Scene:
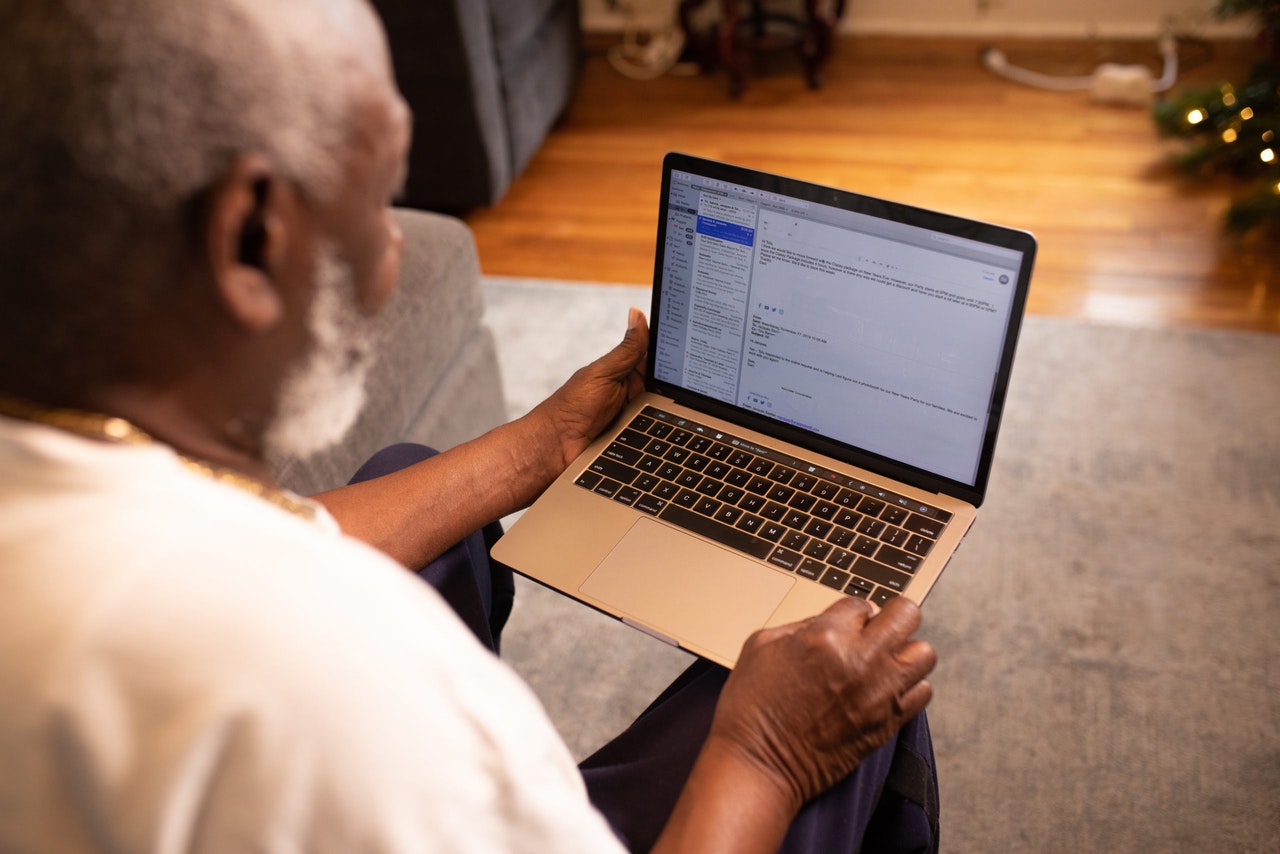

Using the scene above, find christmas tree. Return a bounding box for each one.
[1154,0,1280,232]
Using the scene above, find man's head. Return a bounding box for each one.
[0,0,411,462]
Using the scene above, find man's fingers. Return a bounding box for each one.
[896,638,938,680]
[894,679,934,720]
[860,596,923,647]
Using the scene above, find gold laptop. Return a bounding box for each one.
[493,153,1036,668]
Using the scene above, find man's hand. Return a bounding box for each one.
[653,597,936,854]
[313,309,647,568]
[712,597,936,810]
[528,307,649,469]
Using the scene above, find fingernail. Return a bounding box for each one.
[627,307,642,331]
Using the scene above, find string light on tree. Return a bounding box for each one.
[1152,0,1280,232]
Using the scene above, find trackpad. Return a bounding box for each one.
[580,518,794,665]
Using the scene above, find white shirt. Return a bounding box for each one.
[0,417,626,853]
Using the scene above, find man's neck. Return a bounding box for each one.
[1,382,280,488]
[93,385,279,485]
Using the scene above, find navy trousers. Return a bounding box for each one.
[350,444,939,853]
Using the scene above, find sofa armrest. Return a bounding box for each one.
[271,208,507,495]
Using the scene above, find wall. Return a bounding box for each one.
[581,0,1255,39]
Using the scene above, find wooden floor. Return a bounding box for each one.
[466,36,1280,333]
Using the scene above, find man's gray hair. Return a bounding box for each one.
[0,0,376,391]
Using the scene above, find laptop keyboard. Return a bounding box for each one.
[573,406,953,607]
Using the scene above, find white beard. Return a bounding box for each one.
[262,244,376,468]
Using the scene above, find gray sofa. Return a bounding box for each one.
[271,208,508,496]
[372,0,582,213]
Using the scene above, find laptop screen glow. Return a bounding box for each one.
[652,168,1027,487]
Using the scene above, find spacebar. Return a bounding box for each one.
[658,504,774,560]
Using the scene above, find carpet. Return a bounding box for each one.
[481,275,1280,853]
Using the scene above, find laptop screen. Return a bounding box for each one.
[649,153,1035,497]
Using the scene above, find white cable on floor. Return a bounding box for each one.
[980,31,1180,105]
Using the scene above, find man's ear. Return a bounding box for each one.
[204,154,292,333]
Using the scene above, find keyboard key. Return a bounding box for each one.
[647,422,672,439]
[668,428,693,446]
[694,497,721,517]
[788,493,816,512]
[719,486,745,505]
[882,506,910,526]
[874,545,922,574]
[905,535,934,557]
[768,465,796,484]
[615,487,642,506]
[665,447,690,465]
[798,559,826,580]
[696,479,724,498]
[634,473,660,492]
[851,536,879,556]
[657,462,682,481]
[871,588,899,606]
[804,518,833,538]
[852,557,911,592]
[675,489,699,508]
[834,509,861,528]
[629,414,654,432]
[880,526,910,547]
[687,435,713,453]
[635,494,667,515]
[593,478,622,499]
[644,439,672,457]
[705,461,732,480]
[575,471,602,490]
[708,442,734,461]
[812,501,838,521]
[686,454,711,472]
[811,480,840,500]
[735,513,764,534]
[782,510,810,530]
[857,518,886,538]
[761,502,787,521]
[781,531,808,551]
[616,428,649,447]
[791,473,819,492]
[715,505,743,525]
[834,489,860,508]
[902,513,945,539]
[767,484,796,504]
[589,456,640,484]
[845,576,874,598]
[768,547,802,571]
[819,567,851,590]
[728,450,754,468]
[803,540,832,561]
[759,522,786,542]
[857,497,886,516]
[827,548,853,570]
[603,442,642,466]
[676,470,702,488]
[828,526,855,548]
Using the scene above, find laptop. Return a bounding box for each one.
[492,152,1036,668]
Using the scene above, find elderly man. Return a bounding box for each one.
[0,0,939,851]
